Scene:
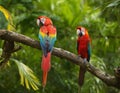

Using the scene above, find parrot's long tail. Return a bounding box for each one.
[78,66,86,87]
[41,52,51,88]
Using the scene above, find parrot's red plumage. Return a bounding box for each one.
[41,52,51,87]
[37,16,57,88]
[76,26,91,88]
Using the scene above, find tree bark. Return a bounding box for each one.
[0,30,120,89]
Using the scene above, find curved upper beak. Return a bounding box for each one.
[37,18,40,26]
[78,32,82,36]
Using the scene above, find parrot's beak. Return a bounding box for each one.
[37,19,40,26]
[79,31,85,37]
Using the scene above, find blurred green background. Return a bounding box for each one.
[0,0,120,93]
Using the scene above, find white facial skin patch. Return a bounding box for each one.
[77,29,85,36]
[81,31,85,35]
[81,28,85,35]
[40,18,46,24]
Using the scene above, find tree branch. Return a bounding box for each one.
[0,30,120,89]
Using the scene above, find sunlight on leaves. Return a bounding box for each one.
[106,0,120,7]
[0,5,15,31]
[0,6,10,20]
[11,58,40,90]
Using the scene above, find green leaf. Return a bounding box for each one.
[0,5,15,31]
[106,0,120,7]
[11,58,40,90]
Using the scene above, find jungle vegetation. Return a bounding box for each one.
[0,0,120,93]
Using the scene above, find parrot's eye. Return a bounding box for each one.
[77,29,80,35]
[40,18,46,24]
[81,27,85,35]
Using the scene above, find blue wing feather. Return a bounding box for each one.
[87,42,91,62]
[49,36,56,51]
[39,33,56,56]
[38,34,48,56]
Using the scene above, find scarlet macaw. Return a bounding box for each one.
[76,26,91,87]
[37,16,57,87]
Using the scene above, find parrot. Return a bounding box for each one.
[37,16,57,88]
[76,26,91,89]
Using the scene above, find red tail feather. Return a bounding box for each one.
[42,71,48,88]
[78,66,86,87]
[41,52,51,87]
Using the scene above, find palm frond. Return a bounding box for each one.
[11,58,40,90]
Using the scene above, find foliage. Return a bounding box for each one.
[11,58,40,90]
[0,0,120,93]
[0,5,15,31]
[0,5,41,91]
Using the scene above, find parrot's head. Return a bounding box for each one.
[37,16,53,26]
[76,26,87,37]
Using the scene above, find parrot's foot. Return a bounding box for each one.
[83,58,87,63]
[78,55,81,57]
[77,55,81,59]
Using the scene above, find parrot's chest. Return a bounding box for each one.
[79,39,88,49]
[78,38,89,57]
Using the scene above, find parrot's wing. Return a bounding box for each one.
[49,33,57,51]
[39,26,57,56]
[39,27,48,56]
[87,42,91,62]
[48,25,57,52]
[77,39,80,52]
